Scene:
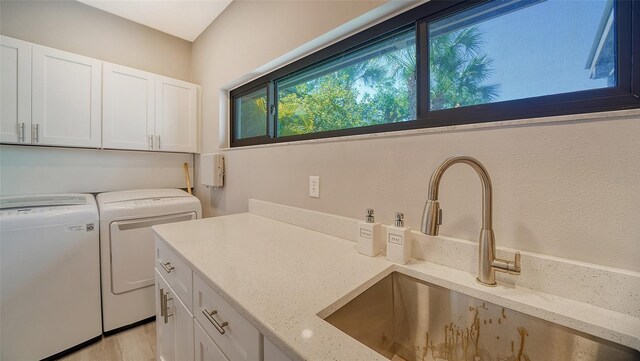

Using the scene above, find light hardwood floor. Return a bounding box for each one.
[57,322,156,361]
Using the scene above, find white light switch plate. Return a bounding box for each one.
[309,176,320,198]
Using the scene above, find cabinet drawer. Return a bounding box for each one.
[195,321,229,361]
[193,273,261,361]
[156,238,192,312]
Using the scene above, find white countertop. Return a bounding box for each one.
[152,213,640,360]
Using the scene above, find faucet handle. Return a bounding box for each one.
[514,251,521,271]
[492,251,521,275]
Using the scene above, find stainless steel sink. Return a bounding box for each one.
[324,272,639,361]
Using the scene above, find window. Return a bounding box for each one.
[230,0,639,147]
[276,28,415,137]
[428,0,616,110]
[233,86,267,140]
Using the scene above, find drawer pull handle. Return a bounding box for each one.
[202,308,229,334]
[160,261,175,273]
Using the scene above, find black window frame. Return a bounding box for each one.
[230,0,640,147]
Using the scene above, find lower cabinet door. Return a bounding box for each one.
[264,337,293,361]
[195,321,229,361]
[156,270,194,361]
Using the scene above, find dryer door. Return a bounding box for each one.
[110,212,196,294]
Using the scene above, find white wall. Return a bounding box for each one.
[191,1,640,272]
[0,0,195,196]
[0,145,193,195]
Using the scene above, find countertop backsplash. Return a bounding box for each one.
[249,199,640,318]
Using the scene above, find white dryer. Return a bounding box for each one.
[97,189,201,333]
[0,194,102,361]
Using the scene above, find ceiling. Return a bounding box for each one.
[78,0,233,42]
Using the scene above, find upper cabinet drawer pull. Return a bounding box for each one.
[202,308,229,335]
[161,260,175,273]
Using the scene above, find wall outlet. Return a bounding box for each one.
[309,176,320,198]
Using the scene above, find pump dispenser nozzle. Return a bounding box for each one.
[366,209,375,223]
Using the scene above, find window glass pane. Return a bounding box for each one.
[277,28,416,137]
[234,87,267,139]
[428,0,616,111]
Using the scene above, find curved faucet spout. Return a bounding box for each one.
[420,156,520,286]
[427,156,493,230]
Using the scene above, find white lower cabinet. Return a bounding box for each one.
[195,321,230,361]
[155,269,194,361]
[193,273,261,361]
[156,238,283,361]
[263,338,293,361]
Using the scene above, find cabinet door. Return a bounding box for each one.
[174,287,195,361]
[155,76,197,153]
[0,36,31,144]
[103,63,154,150]
[156,272,176,361]
[194,322,229,361]
[156,270,194,361]
[32,45,101,147]
[264,337,293,361]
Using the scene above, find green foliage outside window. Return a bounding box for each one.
[429,27,499,110]
[277,30,417,137]
[240,27,498,138]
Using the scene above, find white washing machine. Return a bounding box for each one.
[0,194,102,361]
[97,189,201,333]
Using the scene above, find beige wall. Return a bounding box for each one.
[0,0,191,80]
[192,1,640,272]
[191,0,387,154]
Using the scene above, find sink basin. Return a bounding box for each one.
[324,272,639,361]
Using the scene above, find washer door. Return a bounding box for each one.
[109,212,196,294]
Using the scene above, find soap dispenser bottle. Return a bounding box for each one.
[386,212,411,264]
[357,209,383,256]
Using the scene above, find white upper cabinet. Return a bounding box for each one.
[103,63,155,150]
[103,66,199,153]
[1,36,31,144]
[1,37,199,152]
[32,45,102,148]
[155,76,198,153]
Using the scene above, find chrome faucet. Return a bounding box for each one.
[421,156,521,286]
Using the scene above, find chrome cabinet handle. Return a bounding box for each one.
[159,287,166,317]
[32,124,39,143]
[162,289,173,324]
[18,123,25,142]
[160,260,174,273]
[149,135,154,149]
[156,135,161,150]
[202,308,228,334]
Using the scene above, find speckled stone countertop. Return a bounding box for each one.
[152,213,640,360]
